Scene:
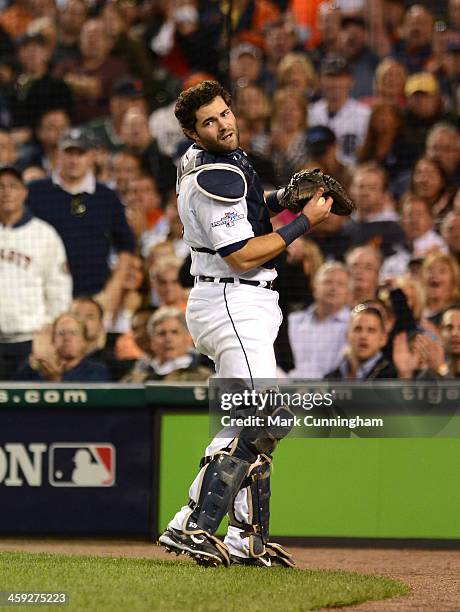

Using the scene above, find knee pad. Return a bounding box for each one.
[184,453,250,535]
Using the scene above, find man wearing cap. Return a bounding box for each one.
[402,72,452,169]
[25,128,135,297]
[85,76,149,153]
[229,43,263,90]
[0,165,72,379]
[308,55,371,166]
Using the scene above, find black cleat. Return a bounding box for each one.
[158,527,230,567]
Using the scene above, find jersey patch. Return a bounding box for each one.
[210,210,245,228]
[195,165,247,202]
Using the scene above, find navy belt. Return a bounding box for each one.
[196,275,274,290]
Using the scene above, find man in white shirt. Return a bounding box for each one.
[0,165,71,379]
[308,55,371,166]
[288,262,351,379]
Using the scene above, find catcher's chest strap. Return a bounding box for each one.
[191,246,216,255]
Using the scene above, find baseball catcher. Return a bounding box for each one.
[278,168,355,216]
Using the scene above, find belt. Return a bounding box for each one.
[195,275,274,290]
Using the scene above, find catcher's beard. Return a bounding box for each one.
[194,125,240,155]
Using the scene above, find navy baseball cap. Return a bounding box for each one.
[306,126,336,157]
[111,76,145,98]
[59,128,91,151]
[0,164,23,182]
[320,55,351,76]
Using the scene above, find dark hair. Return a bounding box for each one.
[72,297,104,321]
[174,81,232,133]
[133,305,157,319]
[351,303,386,329]
[411,155,447,192]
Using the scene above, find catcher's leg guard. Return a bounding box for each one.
[183,453,250,536]
[227,457,295,568]
[228,457,271,558]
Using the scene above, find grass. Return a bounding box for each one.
[0,551,409,612]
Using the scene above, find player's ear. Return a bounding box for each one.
[183,128,198,141]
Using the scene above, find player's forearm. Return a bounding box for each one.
[224,213,312,272]
[224,232,287,272]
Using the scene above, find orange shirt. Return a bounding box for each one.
[289,0,323,49]
[0,5,33,38]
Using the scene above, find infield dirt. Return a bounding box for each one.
[0,538,458,611]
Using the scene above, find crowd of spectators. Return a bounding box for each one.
[0,0,459,382]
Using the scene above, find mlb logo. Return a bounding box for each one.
[49,443,116,487]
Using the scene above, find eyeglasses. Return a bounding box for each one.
[54,330,82,337]
[0,183,23,191]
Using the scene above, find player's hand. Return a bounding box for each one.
[302,189,333,228]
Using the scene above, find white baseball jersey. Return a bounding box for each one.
[0,211,72,342]
[308,98,371,166]
[177,145,277,282]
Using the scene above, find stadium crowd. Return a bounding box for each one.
[0,0,459,382]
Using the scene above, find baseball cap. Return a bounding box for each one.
[306,126,336,157]
[320,55,351,77]
[0,164,24,182]
[405,73,439,96]
[230,42,262,62]
[59,128,91,152]
[111,76,145,98]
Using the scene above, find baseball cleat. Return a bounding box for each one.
[158,527,230,567]
[231,543,296,568]
[230,553,294,568]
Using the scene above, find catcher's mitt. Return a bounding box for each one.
[280,168,355,216]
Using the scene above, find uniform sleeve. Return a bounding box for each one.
[191,183,254,251]
[42,226,73,320]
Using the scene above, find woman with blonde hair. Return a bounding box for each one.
[372,58,407,106]
[421,252,460,324]
[276,52,317,100]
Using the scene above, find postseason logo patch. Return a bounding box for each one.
[211,211,244,228]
